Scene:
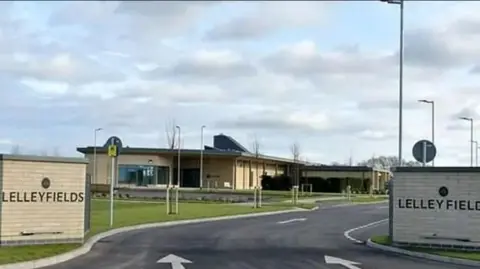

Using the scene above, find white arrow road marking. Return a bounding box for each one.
[343,218,388,243]
[325,255,362,269]
[277,218,307,224]
[157,254,192,269]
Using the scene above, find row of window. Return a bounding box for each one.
[118,165,169,186]
[116,165,204,188]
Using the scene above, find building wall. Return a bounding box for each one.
[392,169,480,248]
[0,155,87,246]
[203,158,235,189]
[303,170,370,179]
[86,152,291,190]
[303,170,390,193]
[264,163,277,176]
[235,160,247,190]
[233,159,288,190]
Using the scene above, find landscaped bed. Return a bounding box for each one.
[371,235,480,261]
[0,200,300,265]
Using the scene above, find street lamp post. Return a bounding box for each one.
[176,126,181,188]
[381,0,404,166]
[200,125,206,189]
[418,100,435,166]
[459,117,474,167]
[478,144,480,167]
[93,128,103,184]
[473,141,479,167]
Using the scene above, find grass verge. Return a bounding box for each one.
[0,200,296,265]
[371,235,480,261]
[350,196,388,203]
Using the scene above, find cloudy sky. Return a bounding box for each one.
[1,1,480,165]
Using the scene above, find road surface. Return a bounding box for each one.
[45,203,475,269]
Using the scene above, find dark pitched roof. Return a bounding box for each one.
[213,134,250,153]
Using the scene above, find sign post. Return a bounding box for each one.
[412,139,436,165]
[291,185,299,205]
[166,186,171,214]
[346,185,351,201]
[105,136,122,227]
[166,186,179,215]
[422,141,427,166]
[175,185,179,214]
[252,186,262,208]
[258,186,262,208]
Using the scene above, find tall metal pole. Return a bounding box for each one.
[418,100,434,166]
[398,0,404,166]
[471,120,474,167]
[93,128,102,184]
[459,117,474,166]
[477,144,480,167]
[382,0,404,166]
[200,125,206,189]
[176,126,181,187]
[109,139,115,227]
[474,141,478,167]
[431,101,435,166]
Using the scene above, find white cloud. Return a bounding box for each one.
[2,1,480,167]
[205,2,329,40]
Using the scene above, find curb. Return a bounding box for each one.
[366,239,480,267]
[329,200,388,208]
[0,208,304,269]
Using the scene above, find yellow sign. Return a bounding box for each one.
[108,145,117,157]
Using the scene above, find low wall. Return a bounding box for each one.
[391,166,480,250]
[92,184,275,203]
[0,154,88,246]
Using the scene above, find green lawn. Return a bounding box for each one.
[371,235,480,261]
[0,200,297,265]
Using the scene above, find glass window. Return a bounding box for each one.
[118,165,170,186]
[157,167,169,185]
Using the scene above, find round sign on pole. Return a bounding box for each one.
[104,136,123,155]
[412,139,436,163]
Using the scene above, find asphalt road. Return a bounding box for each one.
[45,203,476,269]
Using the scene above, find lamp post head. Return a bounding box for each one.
[201,125,206,129]
[459,116,473,121]
[176,125,180,129]
[95,127,103,132]
[418,99,433,104]
[380,0,402,4]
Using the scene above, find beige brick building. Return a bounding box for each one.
[78,133,389,193]
[79,146,291,190]
[0,154,88,246]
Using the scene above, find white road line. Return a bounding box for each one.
[343,218,388,243]
[376,206,388,209]
[277,218,307,224]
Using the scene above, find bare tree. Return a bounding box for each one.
[10,145,21,155]
[165,119,177,149]
[52,147,60,156]
[290,142,301,186]
[251,136,261,187]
